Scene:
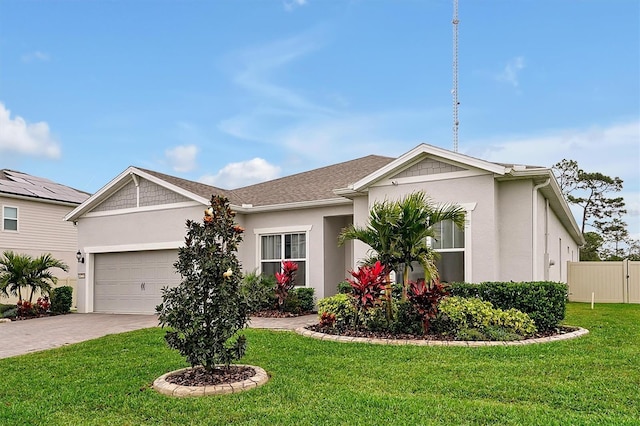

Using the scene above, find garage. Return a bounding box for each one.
[94,250,181,314]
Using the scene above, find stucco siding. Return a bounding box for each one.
[497,180,534,281]
[351,195,371,271]
[240,204,353,300]
[546,199,579,282]
[367,173,498,283]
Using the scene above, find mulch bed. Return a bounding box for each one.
[306,324,579,341]
[166,366,256,387]
[251,309,315,318]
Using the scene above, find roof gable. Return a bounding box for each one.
[347,144,508,192]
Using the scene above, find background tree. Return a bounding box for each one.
[597,218,629,260]
[579,232,603,261]
[157,195,248,371]
[552,159,626,235]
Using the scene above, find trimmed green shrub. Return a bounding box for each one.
[50,286,73,314]
[447,281,567,331]
[437,296,537,339]
[0,303,14,314]
[291,287,315,312]
[317,294,356,329]
[392,300,423,335]
[240,271,276,313]
[2,307,16,318]
[337,281,352,294]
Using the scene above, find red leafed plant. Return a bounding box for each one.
[408,278,449,334]
[36,296,51,314]
[347,261,388,315]
[275,260,298,310]
[319,311,337,328]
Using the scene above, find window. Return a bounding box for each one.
[397,219,466,284]
[432,219,465,283]
[3,206,18,231]
[260,232,307,286]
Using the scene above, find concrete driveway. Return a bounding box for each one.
[0,313,317,359]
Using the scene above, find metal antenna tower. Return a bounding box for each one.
[452,0,460,152]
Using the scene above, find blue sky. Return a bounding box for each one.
[1,0,638,238]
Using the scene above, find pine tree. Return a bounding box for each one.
[157,195,248,371]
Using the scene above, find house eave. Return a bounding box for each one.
[235,197,352,214]
[0,192,81,208]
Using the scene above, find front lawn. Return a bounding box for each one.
[1,303,638,425]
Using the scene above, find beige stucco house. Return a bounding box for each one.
[65,144,584,314]
[1,169,90,305]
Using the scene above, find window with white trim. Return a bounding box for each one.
[260,232,307,286]
[397,219,465,284]
[431,219,465,283]
[2,206,18,231]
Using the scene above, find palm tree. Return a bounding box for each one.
[339,191,465,300]
[0,251,68,303]
[0,251,32,301]
[392,192,465,298]
[26,254,69,303]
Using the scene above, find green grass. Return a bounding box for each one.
[1,303,638,425]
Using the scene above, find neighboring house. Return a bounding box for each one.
[65,144,584,314]
[1,169,91,306]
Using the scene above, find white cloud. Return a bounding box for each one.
[496,56,525,87]
[283,0,307,12]
[200,158,281,188]
[165,144,198,172]
[21,51,50,63]
[471,120,640,181]
[469,119,640,237]
[0,103,61,158]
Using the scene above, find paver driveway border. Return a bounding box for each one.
[0,313,318,359]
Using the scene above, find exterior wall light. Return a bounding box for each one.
[76,250,85,264]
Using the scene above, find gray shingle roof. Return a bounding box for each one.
[0,169,90,204]
[139,154,394,207]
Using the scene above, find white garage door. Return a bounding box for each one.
[94,250,181,314]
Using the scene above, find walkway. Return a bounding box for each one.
[0,313,317,359]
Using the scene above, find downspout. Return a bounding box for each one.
[532,179,550,281]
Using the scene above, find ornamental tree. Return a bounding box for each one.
[157,195,248,371]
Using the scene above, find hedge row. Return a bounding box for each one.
[446,281,568,332]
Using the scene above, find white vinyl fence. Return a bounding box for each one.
[567,260,640,304]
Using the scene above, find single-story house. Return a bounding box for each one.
[1,169,91,306]
[65,143,584,314]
